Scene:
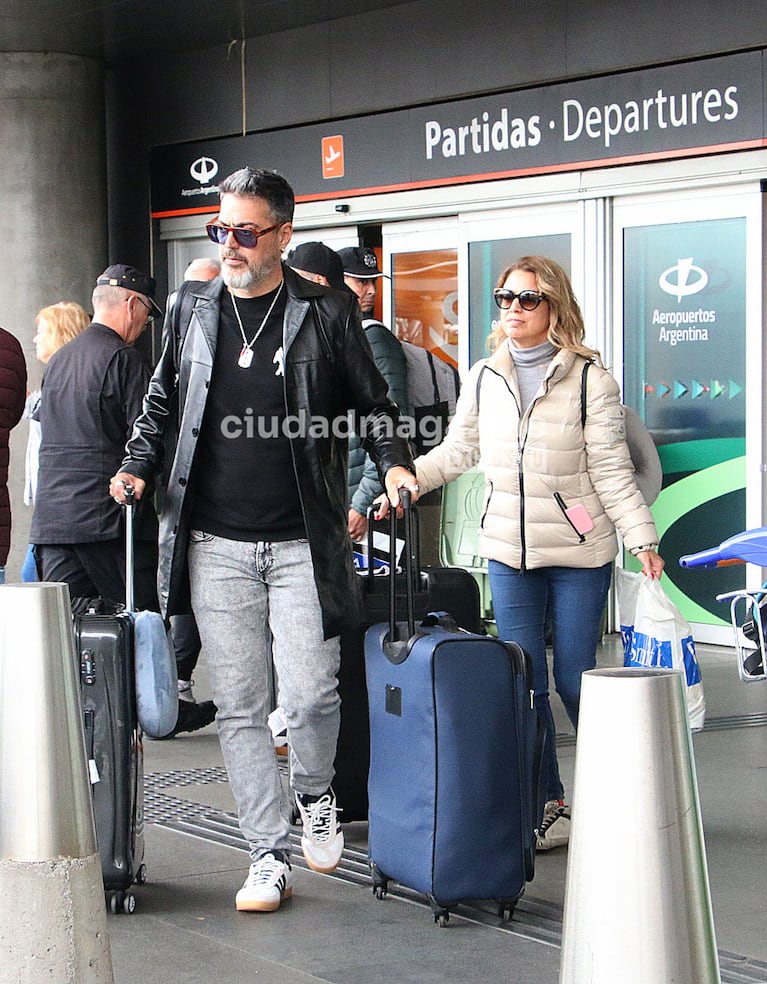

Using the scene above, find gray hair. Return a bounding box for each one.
[218,167,294,225]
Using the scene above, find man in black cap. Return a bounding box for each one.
[33,265,216,738]
[286,241,346,290]
[336,246,409,541]
[337,246,386,317]
[31,264,162,607]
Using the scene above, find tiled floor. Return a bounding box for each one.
[104,634,767,984]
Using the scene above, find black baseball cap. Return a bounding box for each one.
[337,246,389,279]
[96,264,163,315]
[286,242,345,290]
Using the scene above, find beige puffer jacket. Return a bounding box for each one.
[415,344,658,571]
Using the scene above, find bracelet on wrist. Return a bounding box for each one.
[630,543,658,556]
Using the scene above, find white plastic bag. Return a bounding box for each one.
[616,568,706,731]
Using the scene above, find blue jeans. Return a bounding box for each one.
[187,533,341,860]
[21,544,38,582]
[488,560,612,802]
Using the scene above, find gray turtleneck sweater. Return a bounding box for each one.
[508,339,557,415]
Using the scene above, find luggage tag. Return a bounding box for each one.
[83,708,100,783]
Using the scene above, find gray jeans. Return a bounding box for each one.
[188,533,341,859]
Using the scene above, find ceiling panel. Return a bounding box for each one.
[0,0,412,64]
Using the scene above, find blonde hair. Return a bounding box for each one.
[487,256,602,364]
[35,301,90,351]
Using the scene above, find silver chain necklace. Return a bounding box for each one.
[230,281,284,369]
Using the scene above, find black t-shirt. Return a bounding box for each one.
[189,284,305,541]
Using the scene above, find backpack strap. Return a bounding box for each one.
[425,350,440,404]
[580,360,591,428]
[450,362,461,401]
[475,364,487,410]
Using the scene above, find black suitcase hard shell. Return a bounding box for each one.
[73,488,150,914]
[76,610,145,913]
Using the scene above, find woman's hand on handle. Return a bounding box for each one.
[375,467,420,520]
[383,467,420,515]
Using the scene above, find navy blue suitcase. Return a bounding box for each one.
[334,512,483,822]
[365,493,542,925]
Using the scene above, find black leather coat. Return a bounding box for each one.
[121,265,413,637]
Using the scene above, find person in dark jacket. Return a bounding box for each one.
[286,242,410,541]
[0,326,27,583]
[285,240,346,291]
[110,167,418,914]
[31,265,161,606]
[31,270,215,738]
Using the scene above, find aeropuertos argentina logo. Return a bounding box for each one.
[182,157,221,198]
[659,258,709,302]
[654,257,715,346]
[190,156,219,184]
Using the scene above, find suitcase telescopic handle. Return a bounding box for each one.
[365,503,421,586]
[388,489,416,646]
[123,483,136,612]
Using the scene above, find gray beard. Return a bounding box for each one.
[221,266,256,290]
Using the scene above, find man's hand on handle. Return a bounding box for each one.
[110,472,145,504]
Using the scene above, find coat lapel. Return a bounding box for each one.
[283,294,310,356]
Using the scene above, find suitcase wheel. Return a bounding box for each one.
[135,863,148,885]
[428,899,450,928]
[106,889,137,915]
[370,862,388,900]
[498,901,516,923]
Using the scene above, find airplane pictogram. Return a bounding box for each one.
[322,136,344,179]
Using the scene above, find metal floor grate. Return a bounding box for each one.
[144,767,767,983]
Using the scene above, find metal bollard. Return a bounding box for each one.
[559,667,720,984]
[0,582,114,984]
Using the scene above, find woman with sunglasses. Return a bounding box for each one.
[395,255,664,851]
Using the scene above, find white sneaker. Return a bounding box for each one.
[536,799,571,851]
[235,852,293,912]
[295,789,344,873]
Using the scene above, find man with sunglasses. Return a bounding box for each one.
[32,264,161,607]
[110,167,418,914]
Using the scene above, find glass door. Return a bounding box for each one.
[613,186,763,645]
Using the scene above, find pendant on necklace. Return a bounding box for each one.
[238,346,254,369]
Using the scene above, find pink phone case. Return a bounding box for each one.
[565,503,594,535]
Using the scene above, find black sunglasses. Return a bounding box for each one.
[205,221,281,248]
[493,288,547,311]
[134,295,154,323]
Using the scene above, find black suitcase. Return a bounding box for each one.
[76,609,145,913]
[334,513,483,822]
[73,489,148,914]
[365,492,542,925]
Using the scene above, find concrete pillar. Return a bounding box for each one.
[0,52,108,580]
[0,582,114,984]
[559,667,720,984]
